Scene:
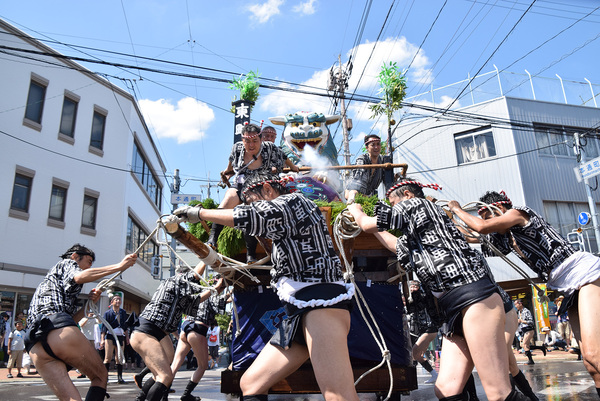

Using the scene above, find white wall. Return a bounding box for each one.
[0,21,165,301]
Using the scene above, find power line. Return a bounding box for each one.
[3,40,597,150]
[405,0,448,74]
[441,0,537,113]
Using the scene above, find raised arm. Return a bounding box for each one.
[372,231,399,253]
[346,203,378,233]
[73,254,137,284]
[447,201,527,235]
[285,158,300,173]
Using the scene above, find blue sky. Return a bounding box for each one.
[2,0,599,207]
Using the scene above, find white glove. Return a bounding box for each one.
[173,205,202,224]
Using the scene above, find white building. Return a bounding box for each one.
[392,94,600,294]
[0,19,166,320]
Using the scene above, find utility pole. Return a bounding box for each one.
[574,133,600,252]
[207,171,211,199]
[328,56,353,186]
[169,168,181,277]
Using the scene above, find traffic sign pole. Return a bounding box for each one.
[575,133,600,254]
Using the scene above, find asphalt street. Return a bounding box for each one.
[0,353,597,400]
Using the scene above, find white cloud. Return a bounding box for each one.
[406,95,460,113]
[248,0,284,24]
[292,0,316,15]
[352,132,366,142]
[260,36,433,123]
[138,97,215,144]
[260,69,332,117]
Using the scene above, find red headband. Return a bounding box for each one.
[477,191,512,214]
[242,176,295,198]
[242,128,261,139]
[364,137,381,146]
[386,180,442,198]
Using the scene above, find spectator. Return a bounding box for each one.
[0,312,10,367]
[260,125,277,143]
[7,321,26,378]
[207,320,221,369]
[101,294,129,384]
[77,311,100,378]
[541,327,568,351]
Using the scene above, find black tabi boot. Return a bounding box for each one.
[207,223,224,250]
[530,344,546,356]
[525,350,535,365]
[440,394,467,401]
[142,378,155,399]
[146,382,168,401]
[180,380,200,401]
[512,370,539,401]
[504,388,532,401]
[462,374,480,400]
[117,364,126,384]
[85,386,108,401]
[135,366,151,389]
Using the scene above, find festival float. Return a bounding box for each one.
[165,68,417,400]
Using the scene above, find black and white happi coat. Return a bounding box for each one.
[346,153,384,196]
[517,306,535,333]
[406,285,441,336]
[228,141,288,179]
[139,271,204,333]
[376,198,490,293]
[27,259,83,328]
[481,205,576,281]
[194,291,226,324]
[233,192,344,285]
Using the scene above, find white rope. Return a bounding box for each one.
[274,279,355,308]
[439,200,550,303]
[333,210,395,401]
[84,223,163,365]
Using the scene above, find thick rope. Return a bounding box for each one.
[164,215,276,337]
[85,224,163,364]
[333,210,394,401]
[440,200,550,303]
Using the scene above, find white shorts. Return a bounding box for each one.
[548,251,600,294]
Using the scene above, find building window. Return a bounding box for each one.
[454,127,496,164]
[535,123,600,159]
[132,141,162,209]
[11,174,33,212]
[81,189,99,235]
[9,166,35,221]
[126,215,159,265]
[543,201,598,253]
[48,178,69,228]
[23,74,49,130]
[90,107,107,152]
[59,92,79,141]
[534,124,571,156]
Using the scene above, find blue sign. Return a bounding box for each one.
[578,212,590,226]
[575,156,600,182]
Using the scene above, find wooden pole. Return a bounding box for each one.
[164,224,224,267]
[283,163,407,176]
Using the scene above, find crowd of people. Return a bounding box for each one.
[10,124,600,401]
